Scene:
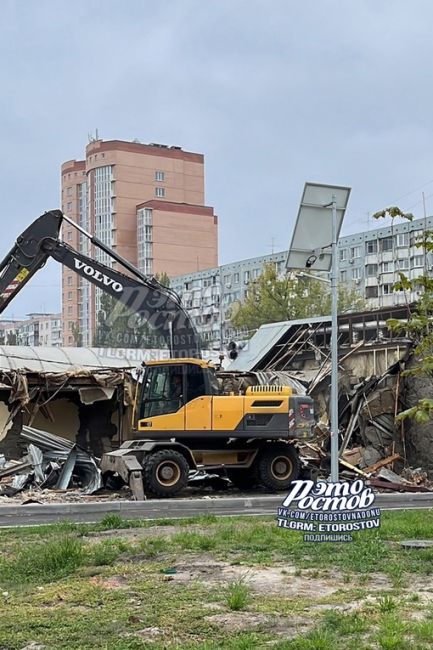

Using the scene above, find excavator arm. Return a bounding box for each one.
[0,210,201,358]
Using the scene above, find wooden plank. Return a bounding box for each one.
[339,459,369,477]
[363,453,401,475]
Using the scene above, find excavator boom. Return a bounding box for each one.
[0,211,201,358]
[0,212,63,313]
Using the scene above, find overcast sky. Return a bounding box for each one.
[1,0,433,319]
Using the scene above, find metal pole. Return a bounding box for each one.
[330,195,339,481]
[217,272,224,351]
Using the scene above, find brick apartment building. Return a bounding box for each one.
[61,138,218,346]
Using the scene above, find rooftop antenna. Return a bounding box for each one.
[268,236,279,254]
[87,128,100,144]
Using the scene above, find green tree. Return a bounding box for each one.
[6,331,17,345]
[93,272,171,348]
[155,271,170,288]
[373,206,433,423]
[231,263,366,334]
[71,322,82,347]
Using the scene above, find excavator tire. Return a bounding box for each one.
[257,443,300,491]
[143,449,189,497]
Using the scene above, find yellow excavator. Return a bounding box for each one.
[0,211,316,498]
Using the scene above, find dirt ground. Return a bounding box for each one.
[83,523,433,639]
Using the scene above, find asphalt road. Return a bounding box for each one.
[0,492,432,527]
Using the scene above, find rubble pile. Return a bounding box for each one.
[298,354,433,492]
[0,426,102,499]
[0,347,432,502]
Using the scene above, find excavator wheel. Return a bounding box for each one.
[226,468,258,490]
[143,449,190,497]
[257,443,300,491]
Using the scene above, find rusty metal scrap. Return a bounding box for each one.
[369,477,433,493]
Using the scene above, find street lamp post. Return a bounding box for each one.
[286,183,351,483]
[329,196,339,482]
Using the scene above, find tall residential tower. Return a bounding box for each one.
[61,139,218,346]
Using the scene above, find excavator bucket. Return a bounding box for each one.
[0,210,63,314]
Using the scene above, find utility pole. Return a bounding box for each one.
[330,195,339,482]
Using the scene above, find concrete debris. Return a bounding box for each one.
[291,350,433,492]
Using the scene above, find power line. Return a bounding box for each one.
[392,178,433,204]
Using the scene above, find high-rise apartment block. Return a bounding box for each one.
[61,139,218,346]
[172,215,433,347]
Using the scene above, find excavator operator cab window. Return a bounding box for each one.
[140,363,212,419]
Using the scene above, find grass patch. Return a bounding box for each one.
[378,594,398,613]
[0,511,432,648]
[225,576,251,611]
[0,535,84,585]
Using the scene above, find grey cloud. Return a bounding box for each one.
[1,0,433,317]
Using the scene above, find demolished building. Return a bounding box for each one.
[230,304,433,482]
[0,346,232,461]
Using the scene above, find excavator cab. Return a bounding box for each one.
[137,359,218,427]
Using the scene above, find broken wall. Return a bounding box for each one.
[401,356,433,477]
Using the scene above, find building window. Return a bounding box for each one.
[366,264,378,277]
[67,231,72,241]
[365,240,377,255]
[396,259,409,271]
[233,273,240,284]
[350,246,361,259]
[339,249,347,262]
[412,255,424,267]
[67,187,72,196]
[410,230,424,246]
[68,291,72,300]
[155,187,165,198]
[352,267,361,280]
[137,208,153,276]
[68,307,72,316]
[382,284,393,295]
[244,270,250,283]
[252,268,261,279]
[94,165,114,272]
[155,171,165,181]
[382,261,394,273]
[66,202,72,213]
[396,233,409,247]
[380,237,393,252]
[365,286,378,298]
[340,270,347,282]
[223,274,231,286]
